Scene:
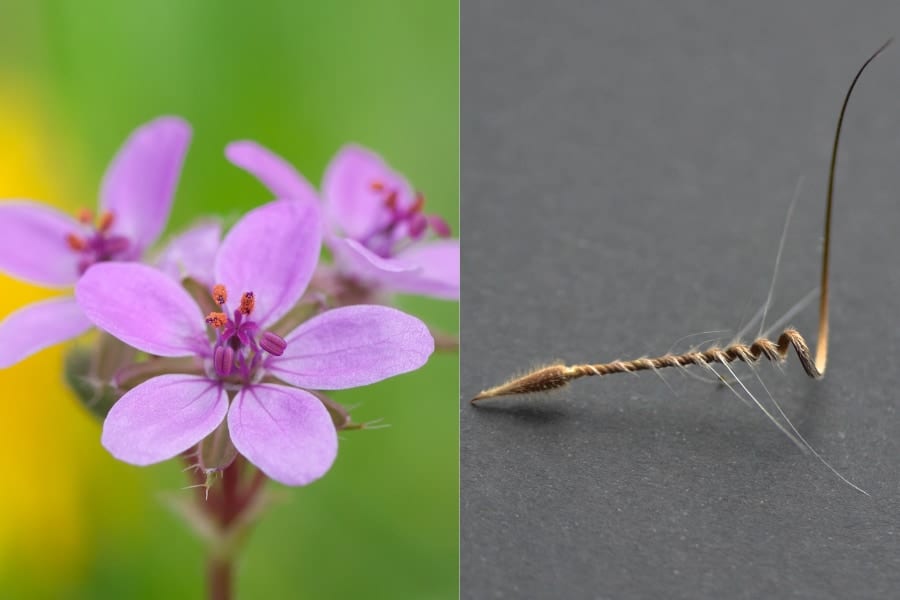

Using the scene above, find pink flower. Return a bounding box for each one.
[0,117,191,367]
[75,200,434,485]
[226,141,459,300]
[155,219,222,287]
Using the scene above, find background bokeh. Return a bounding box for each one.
[0,2,458,598]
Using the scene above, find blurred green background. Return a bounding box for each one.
[0,1,458,598]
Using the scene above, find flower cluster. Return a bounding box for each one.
[0,116,457,487]
[228,141,460,304]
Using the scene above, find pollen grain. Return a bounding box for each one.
[239,291,255,315]
[212,284,228,305]
[205,312,228,329]
[97,211,115,232]
[65,233,86,251]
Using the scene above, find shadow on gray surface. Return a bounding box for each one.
[470,400,569,424]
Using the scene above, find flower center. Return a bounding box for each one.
[204,284,287,382]
[358,182,451,258]
[65,208,131,273]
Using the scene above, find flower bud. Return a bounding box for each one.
[63,346,122,420]
[198,419,238,475]
[312,391,352,430]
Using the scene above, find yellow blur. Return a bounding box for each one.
[0,82,139,583]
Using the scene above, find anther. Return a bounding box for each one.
[427,215,452,237]
[384,190,398,210]
[239,291,255,315]
[97,211,115,232]
[212,284,228,305]
[371,180,385,192]
[214,346,234,377]
[408,213,428,238]
[410,191,425,214]
[76,208,93,224]
[260,331,287,356]
[66,233,87,251]
[205,312,228,329]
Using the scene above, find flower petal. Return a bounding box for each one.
[155,219,221,287]
[268,305,434,389]
[99,116,192,253]
[328,235,421,284]
[76,262,208,357]
[101,375,227,465]
[0,201,82,286]
[0,296,92,368]
[322,144,414,240]
[214,200,322,328]
[383,239,460,300]
[225,141,320,207]
[228,383,337,486]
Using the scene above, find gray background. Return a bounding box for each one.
[461,2,900,598]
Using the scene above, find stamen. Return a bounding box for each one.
[260,331,287,356]
[371,180,385,192]
[97,211,115,232]
[76,257,93,275]
[76,208,93,224]
[410,191,425,214]
[103,236,130,255]
[239,291,255,315]
[214,346,234,377]
[427,215,452,237]
[66,233,87,251]
[212,284,228,306]
[205,312,228,329]
[384,190,398,210]
[408,214,428,238]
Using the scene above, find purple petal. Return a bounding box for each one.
[225,141,320,207]
[156,220,222,287]
[322,145,414,240]
[76,262,208,357]
[384,239,460,300]
[228,383,337,486]
[0,296,92,368]
[0,201,82,287]
[214,200,322,328]
[101,375,227,465]
[328,235,421,284]
[268,305,434,389]
[99,116,191,253]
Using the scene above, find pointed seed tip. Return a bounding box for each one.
[470,391,490,404]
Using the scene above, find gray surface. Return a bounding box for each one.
[461,2,900,599]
